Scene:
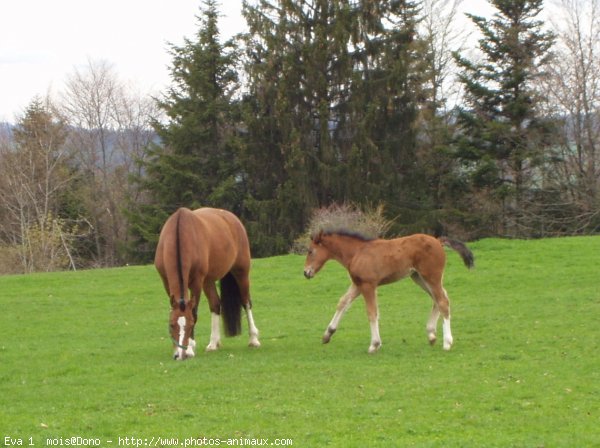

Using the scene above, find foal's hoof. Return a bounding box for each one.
[322,327,336,344]
[428,333,437,346]
[368,341,381,354]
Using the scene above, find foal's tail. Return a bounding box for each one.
[439,237,474,269]
[220,272,243,337]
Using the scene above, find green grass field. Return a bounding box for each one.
[1,237,599,447]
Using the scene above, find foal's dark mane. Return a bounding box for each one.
[314,228,377,242]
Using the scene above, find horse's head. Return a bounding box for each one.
[303,231,330,279]
[169,298,196,361]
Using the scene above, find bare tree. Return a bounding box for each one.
[542,0,600,230]
[59,59,158,266]
[416,0,468,230]
[420,0,467,113]
[0,97,76,272]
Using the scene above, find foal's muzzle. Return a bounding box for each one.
[304,268,314,279]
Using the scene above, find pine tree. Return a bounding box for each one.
[453,0,555,236]
[240,0,353,255]
[346,0,426,221]
[240,0,427,253]
[128,0,241,261]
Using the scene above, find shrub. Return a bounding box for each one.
[291,203,394,254]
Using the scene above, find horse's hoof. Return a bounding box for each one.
[205,342,220,352]
[428,334,437,345]
[248,339,261,348]
[185,339,196,357]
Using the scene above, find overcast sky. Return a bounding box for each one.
[0,0,493,123]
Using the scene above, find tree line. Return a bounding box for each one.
[1,0,599,273]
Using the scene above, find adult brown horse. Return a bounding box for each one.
[303,230,473,353]
[155,207,260,360]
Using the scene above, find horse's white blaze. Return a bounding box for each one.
[177,316,186,343]
[206,312,221,351]
[442,317,453,350]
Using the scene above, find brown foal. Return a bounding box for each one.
[303,230,473,353]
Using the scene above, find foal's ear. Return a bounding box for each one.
[312,230,324,244]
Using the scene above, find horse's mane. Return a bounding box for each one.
[312,227,376,242]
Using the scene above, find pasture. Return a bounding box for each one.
[1,237,599,446]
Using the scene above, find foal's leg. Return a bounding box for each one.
[203,281,222,351]
[434,285,453,350]
[411,272,440,346]
[361,284,381,354]
[425,279,453,350]
[323,283,360,344]
[233,270,261,348]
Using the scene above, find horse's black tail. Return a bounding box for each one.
[439,237,475,269]
[220,272,242,337]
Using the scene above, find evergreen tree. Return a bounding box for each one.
[345,0,426,224]
[240,0,426,253]
[453,0,555,236]
[240,0,350,255]
[128,0,241,261]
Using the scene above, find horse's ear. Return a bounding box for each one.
[170,297,186,311]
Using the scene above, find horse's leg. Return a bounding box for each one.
[411,272,441,346]
[323,283,360,344]
[233,270,261,348]
[245,307,260,348]
[185,279,202,357]
[203,281,222,351]
[361,284,381,354]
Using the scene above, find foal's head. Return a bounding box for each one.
[303,231,332,279]
[304,229,374,279]
[169,298,196,360]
